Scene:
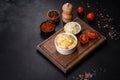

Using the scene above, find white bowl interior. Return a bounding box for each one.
[54,33,78,55]
[64,22,81,35]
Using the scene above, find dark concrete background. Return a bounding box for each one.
[0,0,120,80]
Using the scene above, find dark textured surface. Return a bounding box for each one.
[0,0,120,80]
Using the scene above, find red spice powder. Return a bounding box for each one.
[41,21,55,32]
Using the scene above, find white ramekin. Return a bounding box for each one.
[54,33,78,55]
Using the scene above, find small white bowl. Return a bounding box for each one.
[64,22,81,35]
[54,33,78,55]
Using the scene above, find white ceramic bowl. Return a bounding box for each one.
[54,33,78,55]
[64,22,81,35]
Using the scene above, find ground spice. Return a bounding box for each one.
[41,21,55,32]
[49,11,59,18]
[47,10,60,23]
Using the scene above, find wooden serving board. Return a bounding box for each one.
[36,17,106,73]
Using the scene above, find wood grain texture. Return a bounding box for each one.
[36,17,106,73]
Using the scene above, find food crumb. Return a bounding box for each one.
[72,76,75,79]
[72,66,107,80]
[86,3,91,8]
[72,70,96,80]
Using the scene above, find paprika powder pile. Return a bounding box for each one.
[41,21,55,32]
[40,21,55,39]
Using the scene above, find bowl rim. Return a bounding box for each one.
[54,32,78,51]
[64,21,81,35]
